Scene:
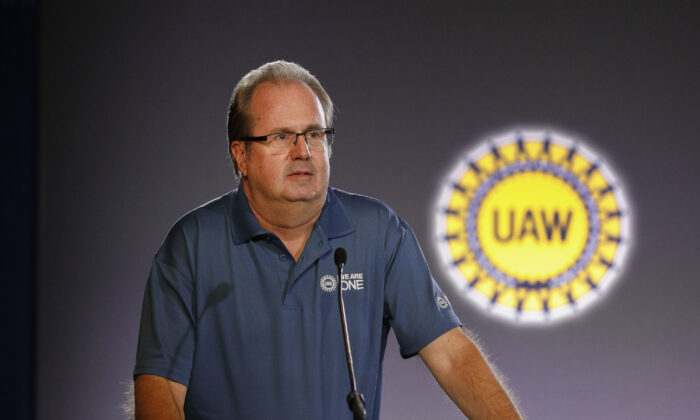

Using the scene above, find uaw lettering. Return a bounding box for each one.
[433,130,631,323]
[320,273,365,293]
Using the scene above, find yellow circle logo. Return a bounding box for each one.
[434,130,631,323]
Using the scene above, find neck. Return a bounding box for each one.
[243,183,326,260]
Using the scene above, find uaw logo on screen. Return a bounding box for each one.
[433,130,631,323]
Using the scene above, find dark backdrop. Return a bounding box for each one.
[38,1,699,419]
[2,1,36,419]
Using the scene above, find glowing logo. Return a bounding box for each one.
[434,130,631,323]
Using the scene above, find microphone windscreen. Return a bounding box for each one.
[334,248,347,266]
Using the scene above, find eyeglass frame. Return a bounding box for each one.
[237,128,334,148]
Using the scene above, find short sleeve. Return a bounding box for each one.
[133,239,196,386]
[383,218,462,358]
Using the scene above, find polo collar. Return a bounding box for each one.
[316,187,355,239]
[229,186,355,245]
[229,187,266,244]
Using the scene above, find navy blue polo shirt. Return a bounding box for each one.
[134,187,461,419]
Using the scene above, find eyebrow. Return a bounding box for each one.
[268,124,323,133]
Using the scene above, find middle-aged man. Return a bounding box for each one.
[133,60,522,419]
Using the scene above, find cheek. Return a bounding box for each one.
[263,163,281,182]
[255,156,284,183]
[321,153,331,176]
[247,148,272,176]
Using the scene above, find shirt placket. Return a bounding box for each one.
[282,227,331,307]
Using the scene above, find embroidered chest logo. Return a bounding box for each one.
[434,130,631,323]
[320,275,337,292]
[319,273,365,293]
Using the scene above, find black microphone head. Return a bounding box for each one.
[334,248,347,266]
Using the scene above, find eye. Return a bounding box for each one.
[271,133,289,141]
[307,130,322,139]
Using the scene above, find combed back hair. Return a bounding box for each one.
[226,60,335,177]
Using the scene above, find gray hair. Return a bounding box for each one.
[226,60,335,177]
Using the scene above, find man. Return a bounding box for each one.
[134,60,522,419]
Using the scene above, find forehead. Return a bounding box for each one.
[249,81,325,133]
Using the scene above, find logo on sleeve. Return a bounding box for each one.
[436,296,450,309]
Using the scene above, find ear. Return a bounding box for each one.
[230,141,248,177]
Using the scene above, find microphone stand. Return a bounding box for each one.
[335,249,366,420]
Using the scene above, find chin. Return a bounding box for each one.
[283,185,325,202]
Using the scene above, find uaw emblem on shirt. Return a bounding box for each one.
[320,275,338,292]
[433,130,631,323]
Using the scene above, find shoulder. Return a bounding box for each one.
[181,191,233,224]
[329,188,413,249]
[168,191,233,232]
[331,187,402,228]
[155,191,234,261]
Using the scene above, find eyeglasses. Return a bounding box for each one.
[238,128,334,153]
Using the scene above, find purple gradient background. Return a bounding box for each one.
[38,1,699,419]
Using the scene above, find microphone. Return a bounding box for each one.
[334,247,347,268]
[333,247,366,420]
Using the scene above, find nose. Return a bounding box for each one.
[290,134,311,159]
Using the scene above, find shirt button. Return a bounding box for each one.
[279,254,286,260]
